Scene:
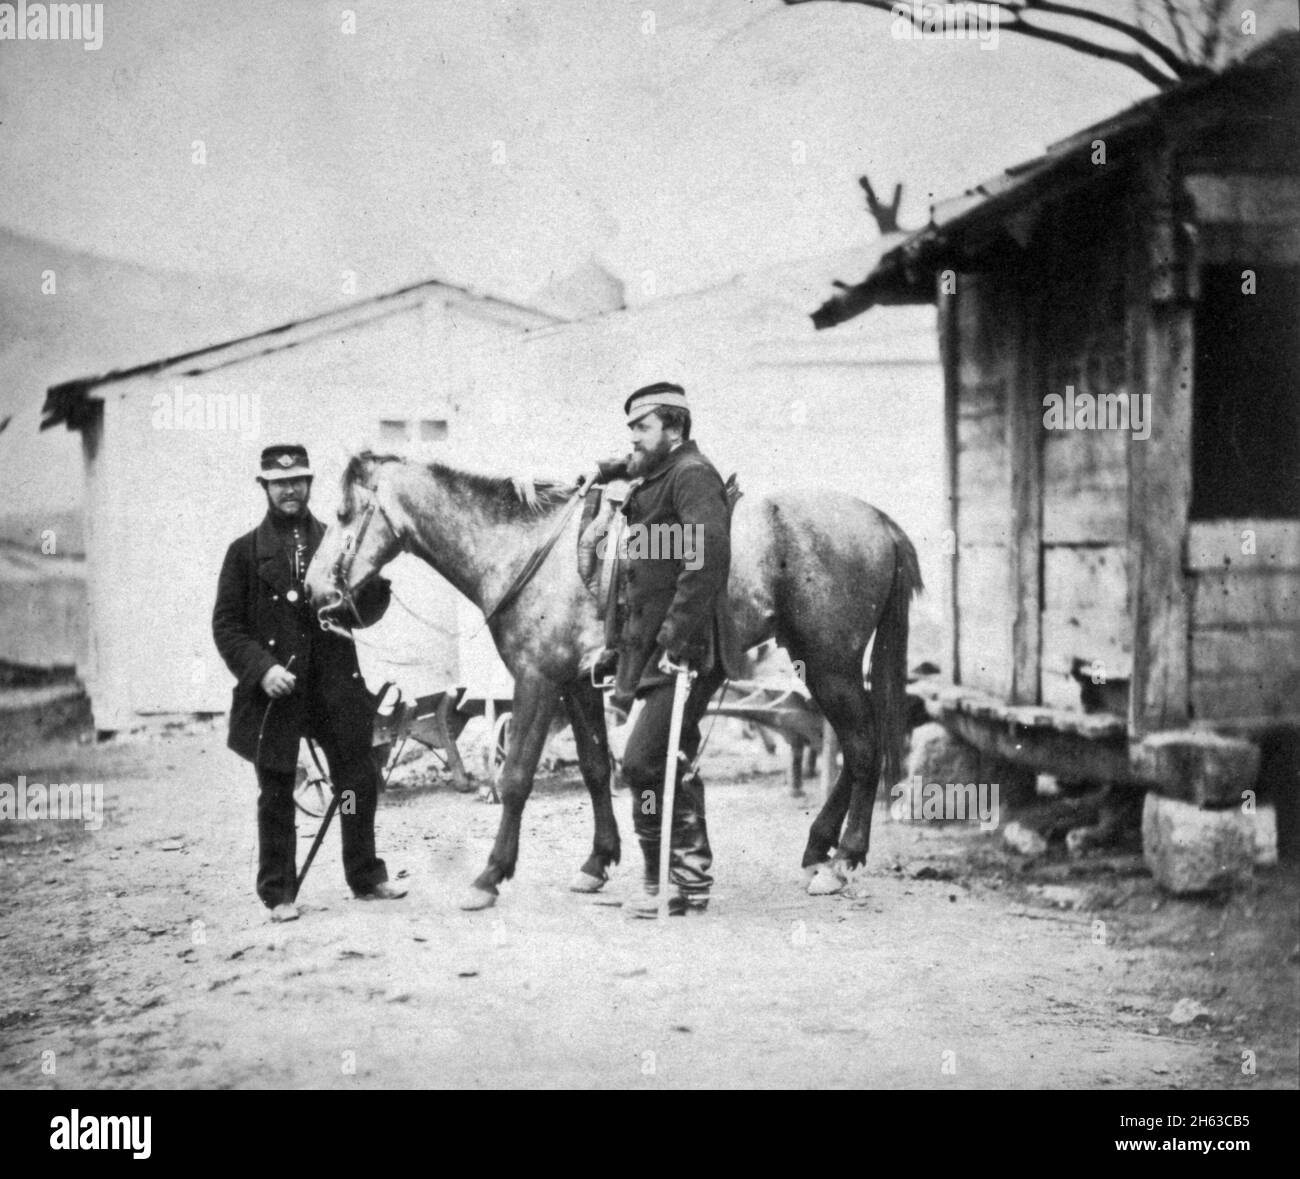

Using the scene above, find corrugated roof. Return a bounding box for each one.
[41,276,563,431]
[811,31,1300,329]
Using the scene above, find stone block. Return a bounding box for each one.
[1142,792,1254,894]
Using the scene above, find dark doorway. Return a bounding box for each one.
[1192,264,1300,520]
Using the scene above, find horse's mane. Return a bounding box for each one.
[341,449,576,522]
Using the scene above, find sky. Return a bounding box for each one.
[0,0,1293,309]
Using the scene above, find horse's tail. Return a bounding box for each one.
[870,515,923,788]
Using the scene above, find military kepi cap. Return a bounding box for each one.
[259,444,314,482]
[625,381,689,425]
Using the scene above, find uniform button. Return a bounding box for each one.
[271,594,279,602]
[268,639,277,647]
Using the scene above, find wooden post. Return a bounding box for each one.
[1008,279,1044,705]
[1129,151,1196,736]
[937,283,961,686]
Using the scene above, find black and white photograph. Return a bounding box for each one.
[1,0,1297,1109]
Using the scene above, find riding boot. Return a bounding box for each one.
[670,770,713,905]
[637,833,661,892]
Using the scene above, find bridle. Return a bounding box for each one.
[322,467,592,640]
[325,485,405,632]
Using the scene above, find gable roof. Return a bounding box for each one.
[811,31,1300,328]
[42,275,563,431]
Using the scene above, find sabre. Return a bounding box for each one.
[657,658,695,919]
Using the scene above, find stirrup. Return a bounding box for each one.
[589,653,618,690]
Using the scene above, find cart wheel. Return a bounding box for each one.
[294,770,330,819]
[491,712,513,784]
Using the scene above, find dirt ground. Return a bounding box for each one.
[2,720,1297,1091]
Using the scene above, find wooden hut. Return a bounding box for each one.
[811,34,1300,818]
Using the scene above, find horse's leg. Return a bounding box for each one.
[789,735,805,798]
[560,679,622,893]
[463,674,558,910]
[435,693,474,793]
[826,678,884,880]
[799,667,876,895]
[830,701,885,887]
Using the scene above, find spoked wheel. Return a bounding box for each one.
[490,711,513,785]
[294,767,330,819]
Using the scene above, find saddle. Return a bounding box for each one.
[577,478,630,624]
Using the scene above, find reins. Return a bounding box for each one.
[329,492,405,628]
[481,476,589,624]
[322,470,590,653]
[320,485,441,665]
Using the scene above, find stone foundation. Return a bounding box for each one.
[1141,793,1259,894]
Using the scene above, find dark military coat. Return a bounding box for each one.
[614,440,741,703]
[212,511,390,771]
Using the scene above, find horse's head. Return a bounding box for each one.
[306,452,407,629]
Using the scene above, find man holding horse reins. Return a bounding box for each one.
[212,444,407,922]
[608,383,741,917]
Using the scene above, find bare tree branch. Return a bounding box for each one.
[783,0,1206,87]
[860,175,904,232]
[1005,6,1191,82]
[1000,10,1185,84]
[1200,0,1233,66]
[1023,1,1193,75]
[1158,0,1195,62]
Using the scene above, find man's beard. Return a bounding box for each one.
[627,436,674,478]
[268,493,307,521]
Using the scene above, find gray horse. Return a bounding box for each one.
[306,451,921,911]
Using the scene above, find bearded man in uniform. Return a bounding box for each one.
[213,444,406,922]
[610,384,740,917]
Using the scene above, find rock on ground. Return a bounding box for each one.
[1142,793,1254,894]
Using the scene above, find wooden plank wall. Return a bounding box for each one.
[1188,520,1300,727]
[953,273,1016,697]
[1032,190,1136,712]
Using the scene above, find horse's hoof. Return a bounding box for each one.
[460,886,498,911]
[568,870,607,894]
[805,863,845,896]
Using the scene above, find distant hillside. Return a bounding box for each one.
[0,227,321,516]
[0,510,84,556]
[0,227,323,392]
